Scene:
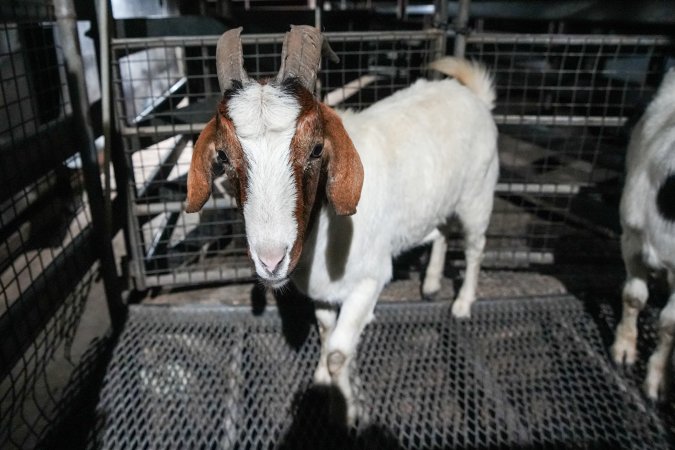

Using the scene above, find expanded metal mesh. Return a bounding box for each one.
[464,33,672,266]
[112,30,444,287]
[95,296,672,449]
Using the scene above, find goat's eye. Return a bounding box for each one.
[217,150,229,165]
[310,143,324,159]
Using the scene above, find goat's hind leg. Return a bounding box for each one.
[644,273,675,400]
[611,233,649,365]
[422,228,448,300]
[452,206,490,318]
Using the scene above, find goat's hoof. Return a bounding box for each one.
[422,282,441,301]
[346,402,359,427]
[451,299,472,318]
[327,351,346,376]
[645,374,664,401]
[314,365,332,385]
[611,338,637,366]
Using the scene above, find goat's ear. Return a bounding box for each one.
[186,117,218,213]
[320,103,363,216]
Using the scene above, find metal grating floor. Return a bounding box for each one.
[94,296,672,449]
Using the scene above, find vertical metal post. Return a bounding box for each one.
[453,0,470,58]
[55,0,126,329]
[98,0,112,234]
[314,0,322,30]
[434,0,449,57]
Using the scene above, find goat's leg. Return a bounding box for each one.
[611,233,649,365]
[452,225,486,319]
[326,278,380,424]
[645,284,675,400]
[313,305,338,385]
[422,228,448,300]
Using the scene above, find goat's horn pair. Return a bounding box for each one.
[216,26,339,94]
[276,25,339,92]
[216,27,248,92]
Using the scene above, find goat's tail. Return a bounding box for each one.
[428,57,496,110]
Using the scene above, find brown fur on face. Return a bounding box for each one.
[185,82,364,277]
[186,99,246,213]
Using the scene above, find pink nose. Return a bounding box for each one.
[259,248,286,273]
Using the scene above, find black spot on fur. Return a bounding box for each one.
[222,79,243,99]
[279,77,307,96]
[657,174,675,221]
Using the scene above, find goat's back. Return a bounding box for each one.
[340,77,499,256]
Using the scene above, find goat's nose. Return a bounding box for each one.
[259,248,286,273]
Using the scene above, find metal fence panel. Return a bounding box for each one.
[113,29,672,285]
[0,1,115,448]
[463,32,672,266]
[113,30,444,287]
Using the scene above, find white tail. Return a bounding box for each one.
[429,57,496,110]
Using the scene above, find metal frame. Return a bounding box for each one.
[111,29,446,288]
[459,31,672,266]
[1,0,123,447]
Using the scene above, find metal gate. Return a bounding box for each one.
[113,28,672,287]
[466,33,672,266]
[113,29,445,288]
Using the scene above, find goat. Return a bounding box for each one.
[186,26,499,422]
[611,68,675,400]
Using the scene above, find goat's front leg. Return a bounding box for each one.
[326,278,380,424]
[612,234,650,365]
[314,305,338,385]
[645,278,675,400]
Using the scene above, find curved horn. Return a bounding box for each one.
[216,27,248,92]
[276,25,339,93]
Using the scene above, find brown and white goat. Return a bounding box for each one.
[186,26,498,422]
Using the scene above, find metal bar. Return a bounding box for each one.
[55,0,125,329]
[134,197,238,216]
[494,115,627,127]
[495,182,584,195]
[145,212,180,270]
[99,0,113,245]
[136,135,190,199]
[110,30,444,49]
[453,0,471,58]
[119,114,628,138]
[466,32,672,46]
[144,266,254,287]
[132,77,187,124]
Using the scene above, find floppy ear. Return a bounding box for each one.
[186,117,218,213]
[320,103,364,216]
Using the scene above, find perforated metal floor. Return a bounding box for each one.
[94,296,672,449]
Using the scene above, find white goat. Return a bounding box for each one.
[612,68,675,400]
[186,26,498,422]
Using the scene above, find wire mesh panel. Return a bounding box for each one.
[0,1,112,448]
[112,30,444,288]
[463,33,673,266]
[94,296,672,449]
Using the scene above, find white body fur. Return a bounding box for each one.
[612,69,675,400]
[291,59,499,420]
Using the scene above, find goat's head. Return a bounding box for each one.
[185,26,364,287]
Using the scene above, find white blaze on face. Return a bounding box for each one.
[227,82,300,282]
